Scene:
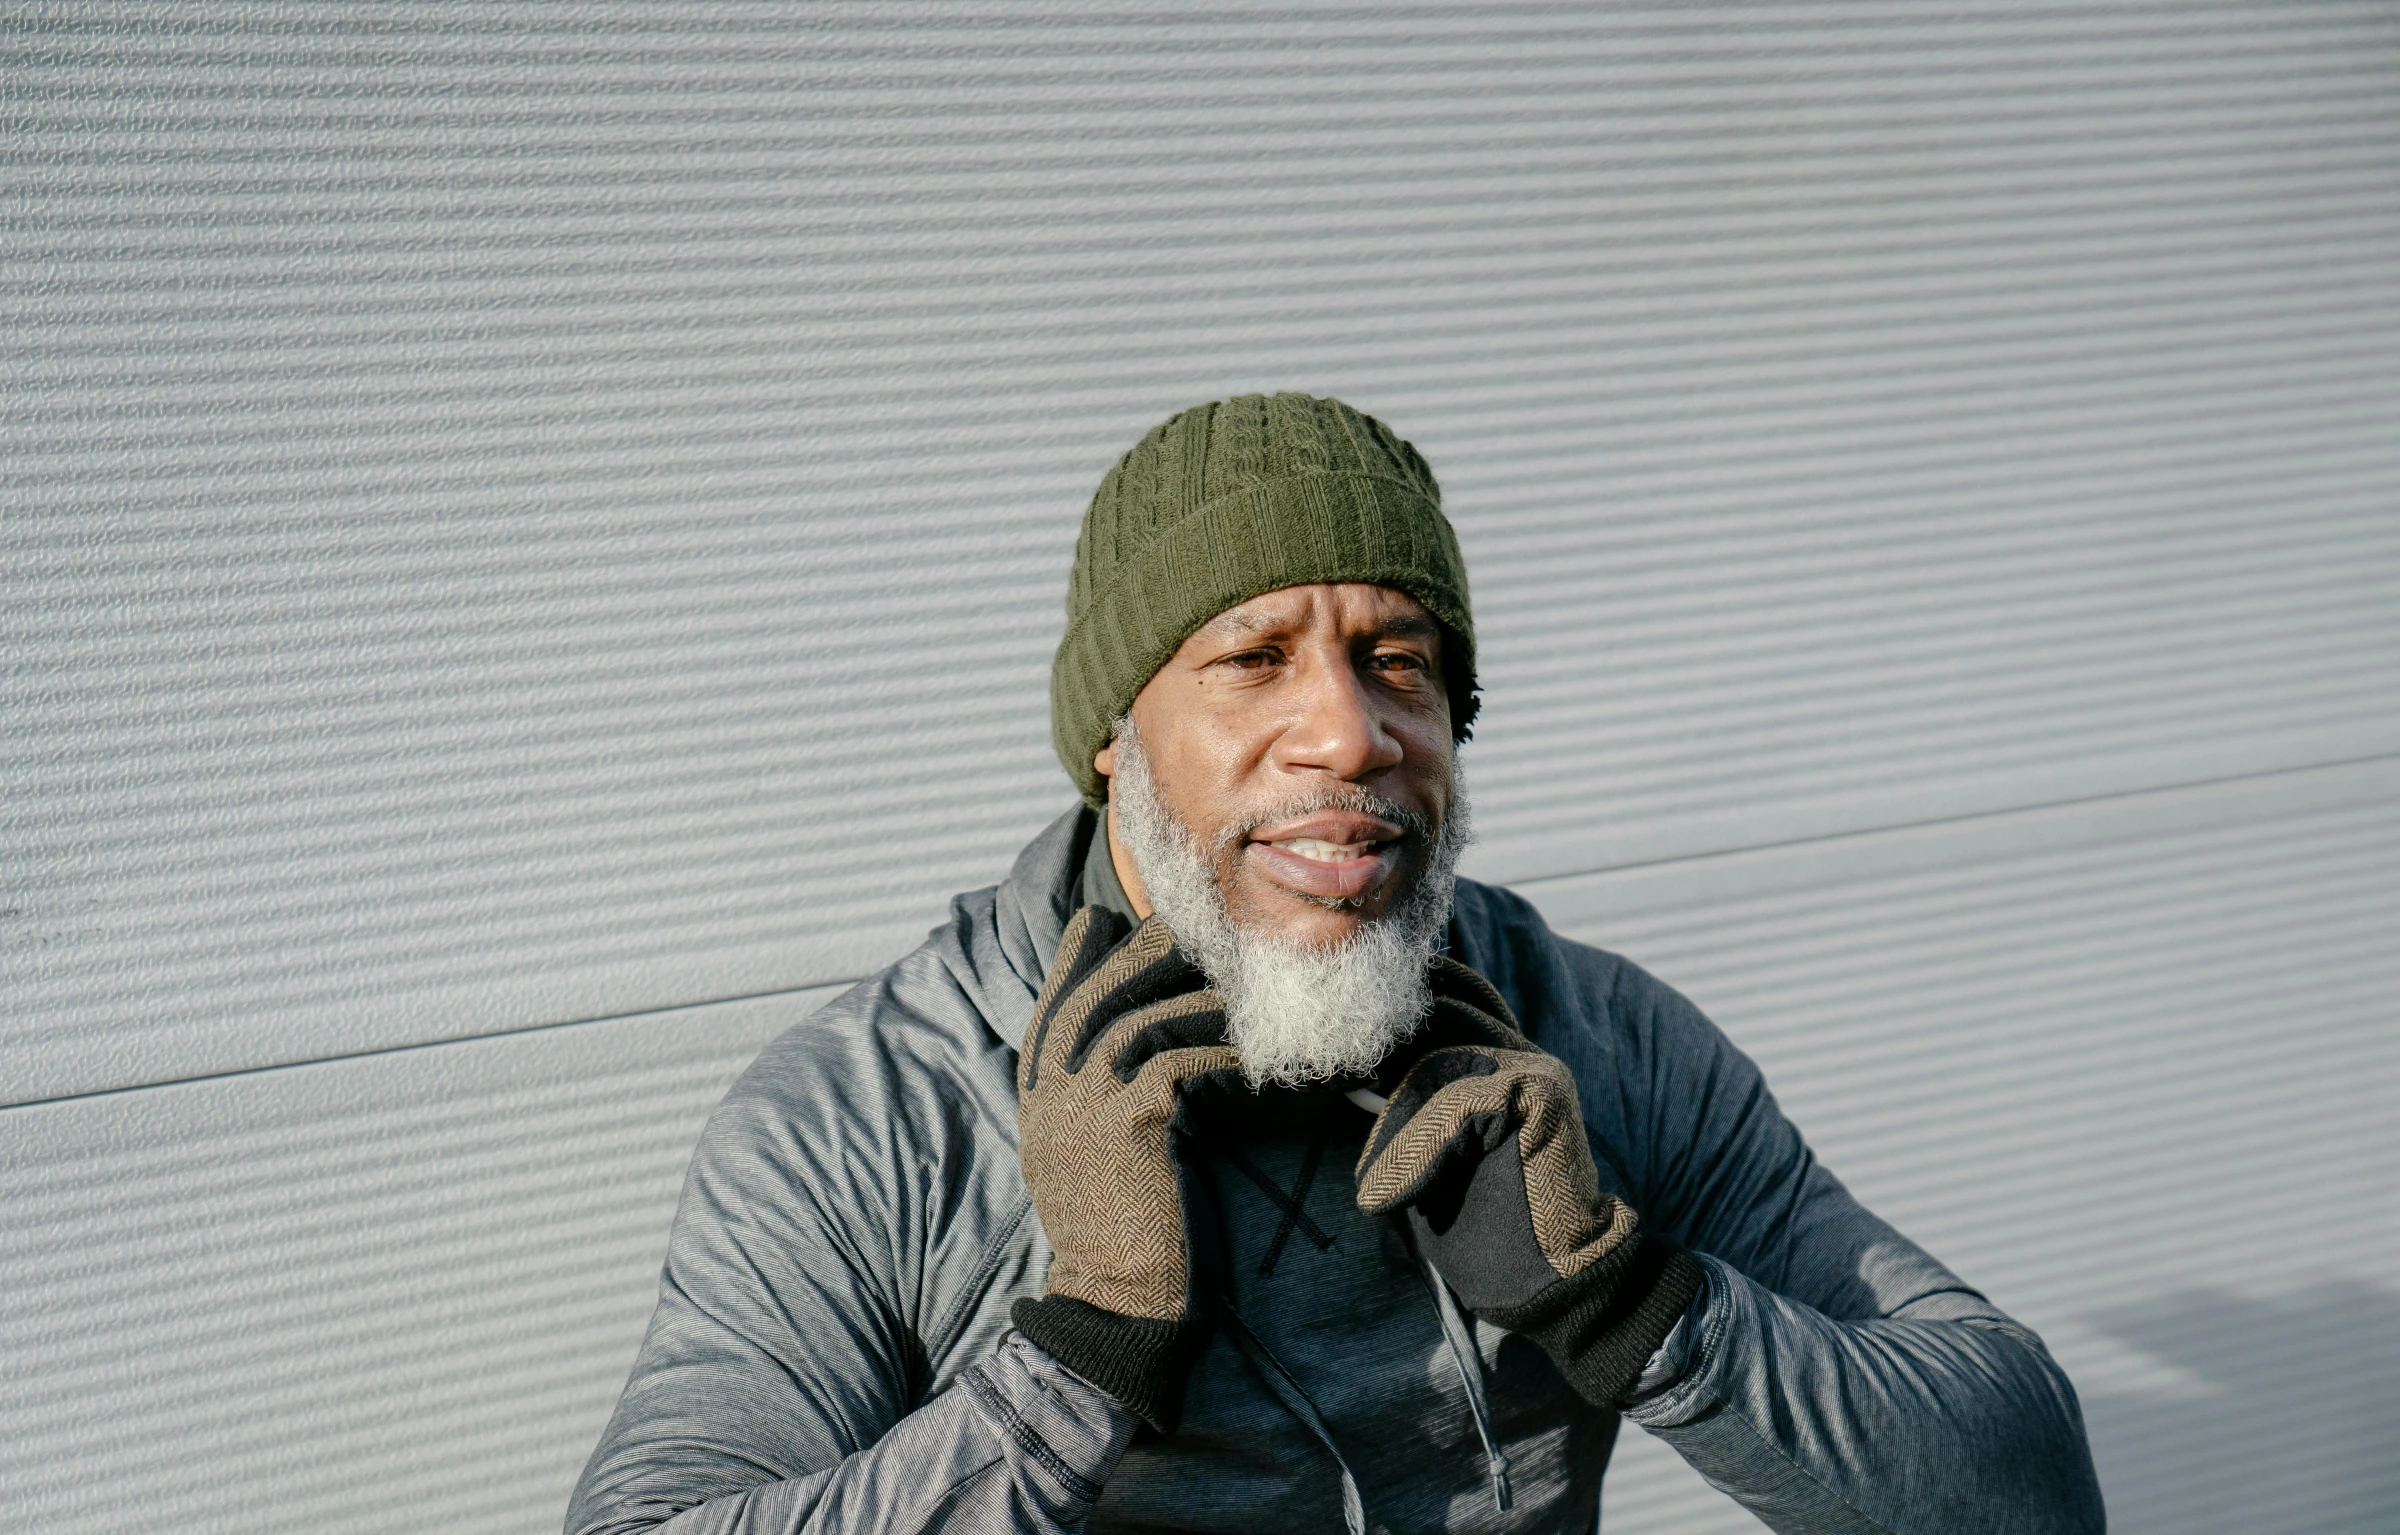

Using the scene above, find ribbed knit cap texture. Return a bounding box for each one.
[1051,393,1476,805]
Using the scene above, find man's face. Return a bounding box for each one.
[1095,582,1456,951]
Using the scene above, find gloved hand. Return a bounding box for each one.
[1013,908,1243,1430]
[1355,957,1703,1406]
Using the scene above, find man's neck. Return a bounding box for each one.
[1078,808,1146,924]
[1100,797,1153,919]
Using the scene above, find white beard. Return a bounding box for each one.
[1107,718,1473,1089]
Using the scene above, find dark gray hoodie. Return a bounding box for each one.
[567,808,2103,1534]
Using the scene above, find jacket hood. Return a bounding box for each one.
[948,804,1098,1056]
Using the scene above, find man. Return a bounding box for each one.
[568,394,2105,1533]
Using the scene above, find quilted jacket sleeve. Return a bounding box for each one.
[564,975,1139,1535]
[1468,889,2105,1534]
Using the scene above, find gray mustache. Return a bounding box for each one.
[1218,786,1434,851]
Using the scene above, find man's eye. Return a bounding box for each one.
[1370,651,1429,674]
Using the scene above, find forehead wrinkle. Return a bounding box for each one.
[1189,600,1304,648]
[1202,594,1436,642]
[1209,607,1280,636]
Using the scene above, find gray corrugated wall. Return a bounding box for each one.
[4,4,2395,1531]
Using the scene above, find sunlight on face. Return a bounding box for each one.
[1092,583,1472,1086]
[1095,582,1458,949]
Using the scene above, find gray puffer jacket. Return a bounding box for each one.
[567,808,2103,1534]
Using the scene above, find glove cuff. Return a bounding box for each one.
[1011,1295,1194,1432]
[1483,1234,1705,1407]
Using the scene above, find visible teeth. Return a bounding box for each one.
[1279,837,1369,862]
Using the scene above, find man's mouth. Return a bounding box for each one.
[1243,811,1411,903]
[1276,837,1379,862]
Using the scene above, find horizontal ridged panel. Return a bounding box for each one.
[1538,760,2400,1534]
[8,2,2399,1101]
[0,985,826,1535]
[6,766,2392,1531]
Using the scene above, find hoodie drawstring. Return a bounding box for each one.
[1414,1235,1515,1513]
[1217,1299,1368,1535]
[1213,1260,1514,1534]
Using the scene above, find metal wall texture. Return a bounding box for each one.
[5,5,2395,1531]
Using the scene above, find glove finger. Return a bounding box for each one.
[1421,992,1524,1053]
[1371,1048,1623,1280]
[1122,1040,1247,1130]
[1028,916,1203,1093]
[1042,906,1133,1016]
[1357,1048,1584,1212]
[1364,1047,1499,1159]
[1023,906,1133,1093]
[1366,957,1529,1094]
[1427,954,1532,1046]
[1132,1040,1245,1089]
[1513,1085,1627,1277]
[1394,1106,1519,1236]
[1060,917,1204,1074]
[1106,990,1231,1083]
[1355,1047,1514,1213]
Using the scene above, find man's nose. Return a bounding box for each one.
[1270,655,1405,781]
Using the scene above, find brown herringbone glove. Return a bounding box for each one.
[1013,908,1243,1429]
[1355,956,1703,1405]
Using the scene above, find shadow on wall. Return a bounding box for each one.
[2082,1282,2400,1535]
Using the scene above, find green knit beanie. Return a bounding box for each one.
[1051,393,1477,806]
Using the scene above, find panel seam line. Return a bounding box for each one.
[1505,748,2399,889]
[7,748,2390,1115]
